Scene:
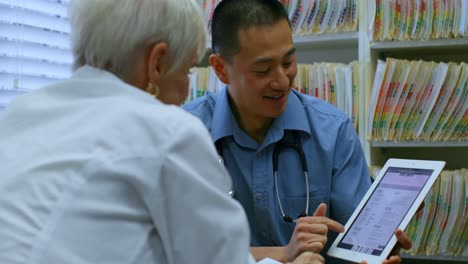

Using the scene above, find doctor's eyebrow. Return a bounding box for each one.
[252,47,297,65]
[284,47,296,57]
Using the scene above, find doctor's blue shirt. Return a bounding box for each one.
[183,87,371,258]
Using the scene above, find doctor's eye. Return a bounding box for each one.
[253,69,271,75]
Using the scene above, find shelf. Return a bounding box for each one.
[402,253,468,262]
[371,141,468,148]
[371,38,468,51]
[293,32,359,49]
[202,32,360,64]
[205,32,359,51]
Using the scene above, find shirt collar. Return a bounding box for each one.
[211,88,311,145]
[211,87,238,143]
[274,89,311,133]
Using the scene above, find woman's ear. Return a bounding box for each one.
[147,42,170,85]
[209,54,229,84]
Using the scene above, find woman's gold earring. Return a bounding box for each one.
[146,83,154,95]
[146,83,159,98]
[154,84,160,98]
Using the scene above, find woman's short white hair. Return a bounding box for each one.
[69,0,207,76]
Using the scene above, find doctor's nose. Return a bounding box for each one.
[270,67,291,90]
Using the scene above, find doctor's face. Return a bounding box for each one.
[224,19,297,121]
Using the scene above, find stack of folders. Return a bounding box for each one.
[368,0,468,41]
[186,67,224,104]
[186,62,360,130]
[369,167,468,257]
[292,62,360,129]
[199,0,358,37]
[281,0,358,36]
[367,58,468,142]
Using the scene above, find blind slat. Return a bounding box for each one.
[0,4,70,33]
[0,23,70,49]
[0,0,68,18]
[0,72,59,90]
[0,57,71,79]
[0,39,72,64]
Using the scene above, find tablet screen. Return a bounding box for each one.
[337,167,433,256]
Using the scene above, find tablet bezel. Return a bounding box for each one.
[327,158,445,263]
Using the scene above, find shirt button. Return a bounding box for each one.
[255,192,263,200]
[261,231,268,238]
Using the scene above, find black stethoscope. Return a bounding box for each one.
[216,131,310,223]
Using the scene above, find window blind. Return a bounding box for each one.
[0,0,72,109]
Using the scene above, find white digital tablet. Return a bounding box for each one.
[327,158,445,263]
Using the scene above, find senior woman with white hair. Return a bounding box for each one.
[0,0,325,264]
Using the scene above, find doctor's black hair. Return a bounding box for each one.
[211,0,291,62]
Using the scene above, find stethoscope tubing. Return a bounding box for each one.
[217,131,310,223]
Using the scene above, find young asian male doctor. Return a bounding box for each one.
[183,0,412,263]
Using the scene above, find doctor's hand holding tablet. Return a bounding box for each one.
[327,159,445,263]
[283,202,411,264]
[283,158,440,264]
